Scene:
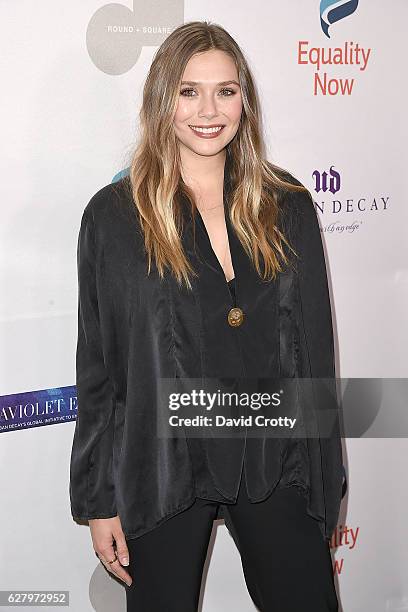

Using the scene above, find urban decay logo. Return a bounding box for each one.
[313,165,341,194]
[312,166,390,234]
[86,0,184,74]
[320,0,359,39]
[297,0,371,96]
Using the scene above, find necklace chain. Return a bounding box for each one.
[197,203,224,212]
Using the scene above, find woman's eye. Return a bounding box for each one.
[180,88,196,96]
[179,88,236,97]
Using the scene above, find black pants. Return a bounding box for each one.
[125,470,338,611]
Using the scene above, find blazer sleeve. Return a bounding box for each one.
[295,189,335,380]
[69,202,117,521]
[294,187,343,537]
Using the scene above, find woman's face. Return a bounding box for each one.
[173,49,243,159]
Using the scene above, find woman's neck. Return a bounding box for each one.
[179,148,226,194]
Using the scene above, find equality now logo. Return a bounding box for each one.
[297,0,371,96]
[320,0,359,39]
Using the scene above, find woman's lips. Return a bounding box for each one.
[188,125,226,139]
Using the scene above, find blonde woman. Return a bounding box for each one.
[70,21,343,611]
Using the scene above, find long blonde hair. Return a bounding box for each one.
[125,20,309,290]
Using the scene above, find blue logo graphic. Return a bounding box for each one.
[112,167,130,183]
[320,0,359,38]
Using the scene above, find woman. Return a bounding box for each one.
[69,20,343,611]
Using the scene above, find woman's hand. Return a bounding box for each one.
[89,516,133,587]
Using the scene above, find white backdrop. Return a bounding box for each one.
[1,1,407,610]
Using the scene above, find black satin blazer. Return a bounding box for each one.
[69,163,343,542]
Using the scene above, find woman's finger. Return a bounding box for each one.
[113,530,130,568]
[98,546,133,586]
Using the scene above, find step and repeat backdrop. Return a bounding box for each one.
[1,1,407,610]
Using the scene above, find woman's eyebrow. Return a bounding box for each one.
[180,80,240,86]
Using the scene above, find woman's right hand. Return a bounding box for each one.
[89,516,133,587]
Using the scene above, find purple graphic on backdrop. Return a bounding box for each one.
[0,386,77,433]
[312,166,341,195]
[320,0,359,38]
